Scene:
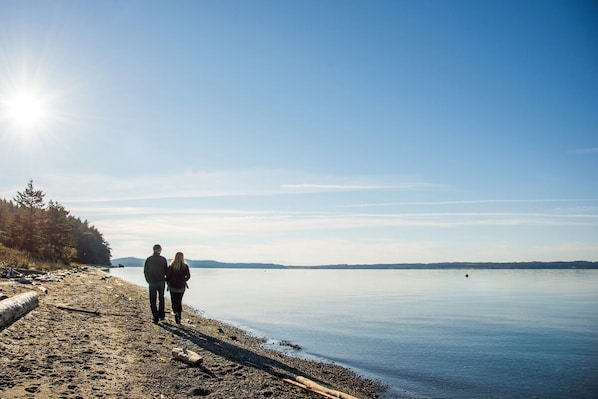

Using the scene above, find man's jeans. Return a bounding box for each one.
[148,281,165,321]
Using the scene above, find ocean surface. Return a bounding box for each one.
[109,267,598,398]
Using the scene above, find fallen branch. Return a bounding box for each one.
[54,305,139,318]
[54,305,100,316]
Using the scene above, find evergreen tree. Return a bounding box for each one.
[70,217,111,265]
[44,200,74,263]
[0,181,112,266]
[13,180,45,254]
[0,199,14,246]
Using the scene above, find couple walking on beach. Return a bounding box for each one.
[144,244,191,324]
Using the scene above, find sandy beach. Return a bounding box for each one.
[0,267,384,398]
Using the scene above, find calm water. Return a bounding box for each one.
[109,267,598,398]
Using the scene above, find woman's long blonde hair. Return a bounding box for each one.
[169,252,186,271]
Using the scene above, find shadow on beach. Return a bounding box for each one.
[160,321,325,384]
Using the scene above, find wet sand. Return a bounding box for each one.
[0,267,385,398]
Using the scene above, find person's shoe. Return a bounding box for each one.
[175,315,181,324]
[153,318,159,324]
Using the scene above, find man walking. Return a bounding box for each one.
[144,244,168,323]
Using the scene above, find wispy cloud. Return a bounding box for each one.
[281,182,442,191]
[339,199,598,208]
[572,147,598,154]
[94,207,598,262]
[3,170,596,264]
[26,169,442,203]
[281,183,396,190]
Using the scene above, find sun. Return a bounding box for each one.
[3,90,48,130]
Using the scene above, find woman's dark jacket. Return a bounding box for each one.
[166,264,190,289]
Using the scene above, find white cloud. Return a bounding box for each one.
[572,147,598,154]
[281,183,396,190]
[3,169,597,265]
[280,182,441,191]
[339,198,598,208]
[30,169,439,203]
[91,203,598,262]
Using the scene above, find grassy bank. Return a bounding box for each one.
[0,244,78,272]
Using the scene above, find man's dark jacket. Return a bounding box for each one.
[144,254,167,284]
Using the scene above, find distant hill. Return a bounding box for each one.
[111,257,286,269]
[186,260,286,269]
[112,257,145,267]
[111,258,598,270]
[294,261,598,269]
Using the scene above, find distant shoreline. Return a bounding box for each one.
[112,258,598,270]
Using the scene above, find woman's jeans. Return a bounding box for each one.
[148,281,165,321]
[170,291,184,317]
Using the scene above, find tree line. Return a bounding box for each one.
[0,180,111,266]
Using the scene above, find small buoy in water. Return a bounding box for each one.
[465,274,469,278]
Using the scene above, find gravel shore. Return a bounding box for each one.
[0,267,385,398]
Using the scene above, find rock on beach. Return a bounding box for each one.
[0,267,385,398]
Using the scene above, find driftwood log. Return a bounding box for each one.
[172,347,203,366]
[284,379,338,398]
[284,376,360,399]
[0,291,39,329]
[14,267,47,275]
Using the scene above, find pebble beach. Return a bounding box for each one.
[0,267,384,399]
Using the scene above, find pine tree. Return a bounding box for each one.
[70,217,111,265]
[13,180,45,254]
[1,181,112,266]
[0,199,14,246]
[44,200,74,263]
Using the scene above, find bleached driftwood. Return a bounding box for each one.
[0,291,39,329]
[294,376,360,399]
[172,347,203,366]
[283,379,338,399]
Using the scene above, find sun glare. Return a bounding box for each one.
[4,90,48,130]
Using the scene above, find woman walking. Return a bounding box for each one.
[166,252,191,324]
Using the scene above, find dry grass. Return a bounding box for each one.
[0,244,71,272]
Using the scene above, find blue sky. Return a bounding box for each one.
[1,1,596,265]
